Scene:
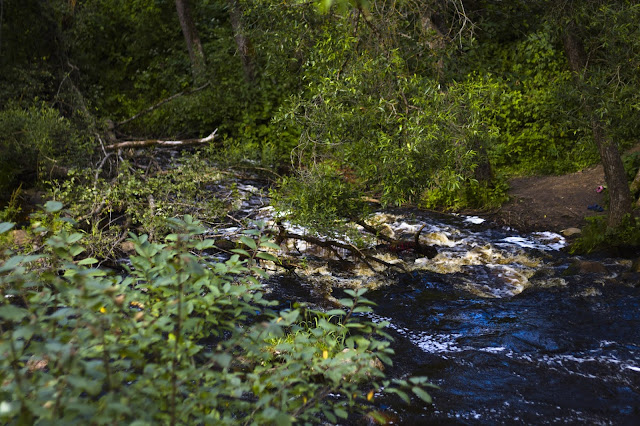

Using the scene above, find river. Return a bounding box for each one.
[246,202,640,425]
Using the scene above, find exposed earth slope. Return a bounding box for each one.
[492,165,608,233]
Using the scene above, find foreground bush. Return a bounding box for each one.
[0,203,431,424]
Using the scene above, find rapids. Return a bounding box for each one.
[259,209,640,424]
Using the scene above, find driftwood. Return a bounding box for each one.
[104,129,217,151]
[275,224,406,273]
[274,221,438,274]
[357,221,438,258]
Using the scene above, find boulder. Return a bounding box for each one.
[560,227,582,237]
[564,259,609,275]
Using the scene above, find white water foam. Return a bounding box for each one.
[464,216,486,224]
[497,232,566,251]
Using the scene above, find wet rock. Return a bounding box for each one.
[579,286,602,297]
[327,259,356,273]
[619,271,640,286]
[10,229,28,246]
[631,257,640,273]
[120,241,136,254]
[563,260,609,275]
[214,239,236,250]
[560,227,582,237]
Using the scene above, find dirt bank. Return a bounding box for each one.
[489,165,608,233]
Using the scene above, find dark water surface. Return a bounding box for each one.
[366,273,640,425]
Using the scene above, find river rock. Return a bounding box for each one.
[631,257,640,273]
[120,241,136,254]
[564,260,609,275]
[620,271,640,286]
[10,229,28,246]
[560,227,582,237]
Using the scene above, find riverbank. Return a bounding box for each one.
[489,165,607,234]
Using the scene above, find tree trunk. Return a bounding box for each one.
[420,13,446,79]
[228,0,255,84]
[175,0,206,80]
[562,27,632,228]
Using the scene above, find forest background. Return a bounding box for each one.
[1,0,640,237]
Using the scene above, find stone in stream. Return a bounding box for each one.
[563,259,609,275]
[560,227,582,237]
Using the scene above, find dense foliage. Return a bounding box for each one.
[0,205,432,424]
[2,0,640,208]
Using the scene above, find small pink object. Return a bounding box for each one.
[596,185,604,193]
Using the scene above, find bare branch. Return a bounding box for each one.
[104,129,217,151]
[116,83,210,128]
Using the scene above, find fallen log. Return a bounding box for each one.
[275,223,406,273]
[104,129,217,151]
[359,221,438,259]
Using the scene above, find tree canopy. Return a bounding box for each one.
[1,0,639,228]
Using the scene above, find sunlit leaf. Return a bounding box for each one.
[0,222,14,234]
[44,200,63,212]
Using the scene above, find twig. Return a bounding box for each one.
[93,152,113,188]
[116,82,210,128]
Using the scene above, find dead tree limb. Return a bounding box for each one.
[355,220,395,244]
[357,220,437,259]
[276,224,406,273]
[116,82,210,128]
[104,129,217,151]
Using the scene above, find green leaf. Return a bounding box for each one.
[334,407,348,419]
[212,353,232,368]
[0,222,14,234]
[255,252,278,262]
[338,298,354,308]
[412,386,432,403]
[0,305,29,321]
[387,388,410,404]
[195,240,217,250]
[325,309,347,316]
[0,255,24,272]
[44,200,63,212]
[239,235,257,250]
[259,241,281,250]
[59,217,78,226]
[77,257,98,266]
[231,249,251,258]
[0,401,19,416]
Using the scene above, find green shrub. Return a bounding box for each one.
[0,104,93,201]
[0,206,432,424]
[272,161,369,239]
[571,215,640,254]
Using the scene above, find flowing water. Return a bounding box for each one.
[208,176,640,424]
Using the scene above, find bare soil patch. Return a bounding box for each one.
[491,165,608,233]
